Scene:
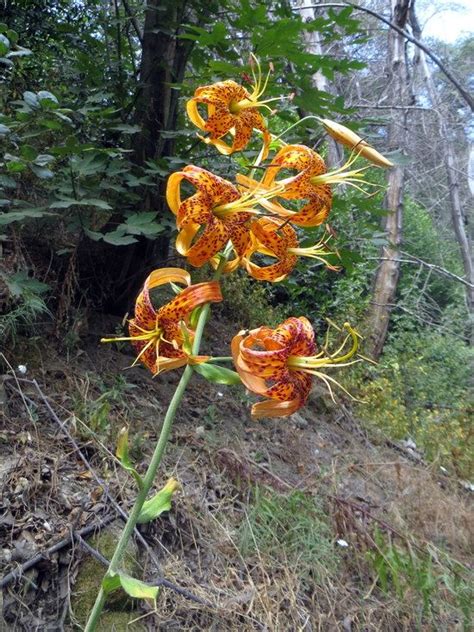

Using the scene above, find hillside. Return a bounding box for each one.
[1,324,472,631]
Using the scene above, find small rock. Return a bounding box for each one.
[195,426,205,438]
[292,413,308,429]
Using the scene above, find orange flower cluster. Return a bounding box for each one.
[104,57,392,417]
[166,143,341,281]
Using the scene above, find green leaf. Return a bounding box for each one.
[109,123,141,134]
[103,573,159,601]
[0,208,48,225]
[34,154,55,166]
[30,164,54,179]
[102,574,121,594]
[37,90,59,109]
[123,212,164,236]
[0,123,10,135]
[115,426,143,489]
[4,272,49,297]
[6,29,18,44]
[120,575,159,600]
[20,145,37,161]
[193,363,241,385]
[0,34,10,56]
[137,479,180,524]
[6,160,26,173]
[103,231,137,246]
[23,91,39,109]
[50,198,112,210]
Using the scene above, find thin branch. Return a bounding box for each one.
[399,251,473,288]
[121,0,143,44]
[294,3,474,112]
[0,514,117,589]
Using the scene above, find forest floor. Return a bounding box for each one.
[0,315,473,631]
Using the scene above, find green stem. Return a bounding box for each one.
[207,356,233,363]
[84,257,228,631]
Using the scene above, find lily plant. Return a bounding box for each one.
[84,56,392,630]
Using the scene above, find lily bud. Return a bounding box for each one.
[321,118,393,168]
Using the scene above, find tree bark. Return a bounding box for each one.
[368,0,411,359]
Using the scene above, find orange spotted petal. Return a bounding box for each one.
[184,217,229,267]
[250,398,303,419]
[158,280,223,323]
[232,318,316,419]
[259,145,333,227]
[133,268,191,329]
[243,218,298,282]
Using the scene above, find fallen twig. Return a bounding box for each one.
[0,515,116,589]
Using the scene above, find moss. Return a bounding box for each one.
[95,611,147,631]
[71,522,144,628]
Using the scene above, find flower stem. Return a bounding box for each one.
[84,256,228,631]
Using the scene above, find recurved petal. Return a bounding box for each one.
[229,219,252,257]
[157,281,223,323]
[244,256,296,282]
[180,166,240,204]
[154,355,188,375]
[177,192,212,227]
[286,194,331,227]
[176,223,200,257]
[184,218,229,267]
[250,397,303,419]
[193,80,248,105]
[232,115,254,153]
[166,172,185,215]
[205,106,235,139]
[186,99,207,132]
[231,331,272,394]
[133,268,191,329]
[242,110,271,160]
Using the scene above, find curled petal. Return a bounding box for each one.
[232,318,316,418]
[250,398,303,419]
[134,268,191,329]
[158,280,223,323]
[184,218,229,267]
[243,218,298,282]
[186,79,271,156]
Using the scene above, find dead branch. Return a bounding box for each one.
[0,514,117,589]
[295,3,474,112]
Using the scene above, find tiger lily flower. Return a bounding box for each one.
[166,165,282,268]
[232,317,361,418]
[101,268,223,375]
[239,144,378,227]
[320,118,393,168]
[237,144,332,227]
[243,217,340,282]
[186,56,276,159]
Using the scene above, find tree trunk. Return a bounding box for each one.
[108,0,206,310]
[409,5,474,335]
[367,0,411,359]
